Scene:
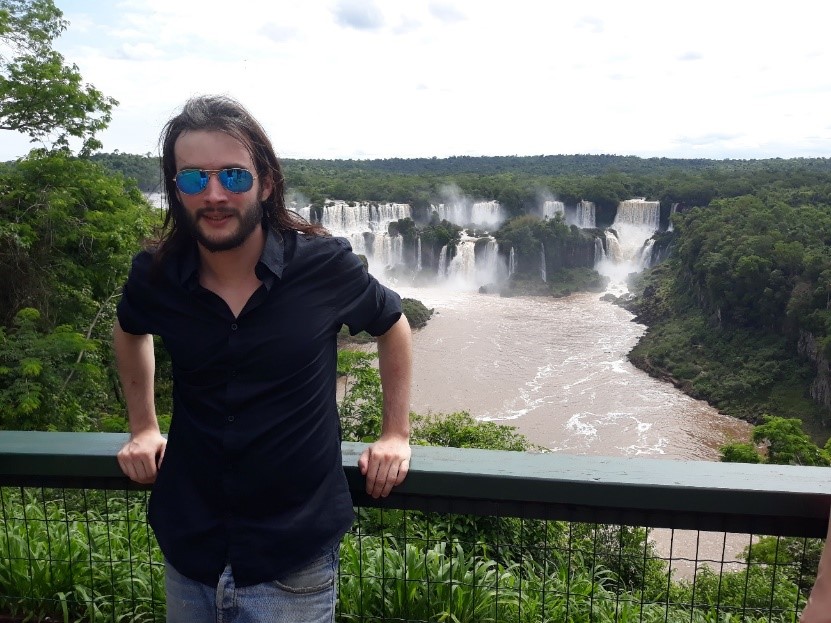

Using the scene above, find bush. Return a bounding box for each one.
[401,297,433,329]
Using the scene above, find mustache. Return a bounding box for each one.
[196,207,238,218]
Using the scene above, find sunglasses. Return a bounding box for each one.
[173,168,256,195]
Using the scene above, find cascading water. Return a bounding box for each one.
[540,243,547,283]
[595,198,660,286]
[668,203,679,232]
[509,247,516,277]
[573,200,596,228]
[297,200,409,275]
[416,237,422,272]
[594,237,606,264]
[433,200,505,229]
[438,233,506,289]
[542,200,565,219]
[437,245,448,278]
[446,238,477,284]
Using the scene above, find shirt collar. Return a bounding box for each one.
[177,225,286,290]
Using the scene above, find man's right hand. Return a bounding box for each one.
[117,429,167,484]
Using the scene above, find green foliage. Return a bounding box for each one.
[0,151,157,431]
[0,0,117,154]
[339,536,518,622]
[720,442,762,464]
[412,411,531,451]
[0,308,106,431]
[0,488,163,622]
[744,534,823,597]
[338,349,384,442]
[401,297,433,329]
[0,151,157,329]
[90,152,161,192]
[752,416,831,466]
[494,214,603,291]
[672,564,801,619]
[628,257,827,429]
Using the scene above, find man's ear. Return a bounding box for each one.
[259,177,273,202]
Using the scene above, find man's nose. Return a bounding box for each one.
[202,173,227,200]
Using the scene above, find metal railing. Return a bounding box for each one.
[1,431,830,622]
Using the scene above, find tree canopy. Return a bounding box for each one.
[0,0,116,154]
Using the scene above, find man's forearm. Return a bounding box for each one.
[376,314,412,439]
[113,321,159,434]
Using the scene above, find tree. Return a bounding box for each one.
[752,415,831,466]
[0,0,117,154]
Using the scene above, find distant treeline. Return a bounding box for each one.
[88,153,831,226]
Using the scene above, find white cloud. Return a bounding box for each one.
[429,2,466,23]
[2,0,831,160]
[333,0,385,31]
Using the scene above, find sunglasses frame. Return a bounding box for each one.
[173,168,257,195]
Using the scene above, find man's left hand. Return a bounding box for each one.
[358,435,411,499]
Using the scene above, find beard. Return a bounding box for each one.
[184,199,263,253]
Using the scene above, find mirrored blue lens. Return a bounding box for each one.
[175,170,208,194]
[218,168,254,193]
[174,168,255,195]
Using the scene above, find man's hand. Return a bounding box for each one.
[358,434,411,499]
[117,429,167,484]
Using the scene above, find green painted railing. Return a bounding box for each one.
[1,431,829,537]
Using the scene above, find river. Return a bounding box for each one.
[395,285,750,459]
[391,283,754,577]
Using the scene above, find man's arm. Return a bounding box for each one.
[113,320,166,484]
[358,314,412,499]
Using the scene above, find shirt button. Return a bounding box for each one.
[231,323,238,331]
[227,415,235,423]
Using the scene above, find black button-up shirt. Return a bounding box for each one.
[116,227,402,587]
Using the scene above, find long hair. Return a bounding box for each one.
[153,95,326,265]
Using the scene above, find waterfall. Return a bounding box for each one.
[416,237,422,272]
[509,247,516,277]
[438,245,448,278]
[447,239,477,282]
[575,201,596,228]
[595,198,661,287]
[296,205,312,222]
[471,201,504,229]
[615,198,660,229]
[372,233,403,269]
[542,200,565,219]
[594,237,606,264]
[475,238,502,284]
[432,200,504,229]
[317,200,411,276]
[668,203,679,232]
[638,239,656,269]
[604,231,622,263]
[321,200,411,234]
[540,243,547,283]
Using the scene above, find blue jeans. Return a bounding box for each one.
[164,546,338,623]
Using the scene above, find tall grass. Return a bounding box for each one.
[0,488,163,622]
[0,487,805,623]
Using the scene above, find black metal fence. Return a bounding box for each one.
[1,432,830,622]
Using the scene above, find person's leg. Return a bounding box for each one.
[233,545,339,623]
[165,559,229,623]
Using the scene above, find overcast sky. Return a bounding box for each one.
[3,0,830,161]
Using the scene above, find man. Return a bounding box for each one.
[115,95,412,623]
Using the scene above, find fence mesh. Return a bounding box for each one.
[0,486,815,622]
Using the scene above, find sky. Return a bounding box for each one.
[3,0,831,161]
